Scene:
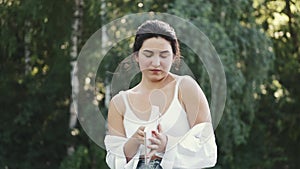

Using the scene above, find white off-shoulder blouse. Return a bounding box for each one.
[104,76,217,169]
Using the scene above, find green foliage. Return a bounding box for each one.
[252,0,300,168]
[169,0,275,168]
[1,0,299,168]
[0,0,73,169]
[59,146,89,169]
[59,144,108,169]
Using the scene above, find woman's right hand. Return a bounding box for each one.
[130,126,146,145]
[124,126,146,162]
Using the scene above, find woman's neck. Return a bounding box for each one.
[139,73,174,91]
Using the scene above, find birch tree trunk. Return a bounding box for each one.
[24,21,31,75]
[101,0,111,108]
[68,0,83,155]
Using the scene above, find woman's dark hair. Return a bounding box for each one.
[133,20,181,59]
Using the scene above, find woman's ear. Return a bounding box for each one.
[172,54,176,63]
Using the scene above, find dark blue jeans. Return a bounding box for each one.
[136,159,162,169]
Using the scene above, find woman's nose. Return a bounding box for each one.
[152,56,160,67]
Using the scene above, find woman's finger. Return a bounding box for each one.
[147,149,157,158]
[152,130,164,141]
[157,123,162,133]
[137,130,145,137]
[138,126,145,134]
[133,135,144,144]
[147,144,159,150]
[148,137,161,145]
[150,130,167,152]
[139,126,146,130]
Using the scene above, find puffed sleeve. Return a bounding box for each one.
[160,122,217,169]
[104,135,140,169]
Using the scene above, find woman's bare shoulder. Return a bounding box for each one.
[109,91,127,115]
[178,75,206,100]
[179,75,199,89]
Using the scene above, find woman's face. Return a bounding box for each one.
[136,37,174,82]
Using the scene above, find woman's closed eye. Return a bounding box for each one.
[142,51,153,57]
[160,52,171,58]
[142,50,172,58]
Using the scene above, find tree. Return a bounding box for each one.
[169,0,275,168]
[252,0,300,168]
[0,1,73,169]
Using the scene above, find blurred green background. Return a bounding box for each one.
[1,0,299,169]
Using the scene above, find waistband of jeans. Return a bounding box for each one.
[139,155,162,161]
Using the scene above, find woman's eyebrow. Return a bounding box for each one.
[142,49,154,53]
[142,49,171,54]
[160,50,171,54]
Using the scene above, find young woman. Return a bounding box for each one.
[104,20,217,169]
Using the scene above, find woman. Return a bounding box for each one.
[104,20,217,169]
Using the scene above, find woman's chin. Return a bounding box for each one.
[142,70,169,82]
[148,74,167,82]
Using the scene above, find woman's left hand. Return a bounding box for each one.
[146,124,168,157]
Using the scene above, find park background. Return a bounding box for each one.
[1,0,299,168]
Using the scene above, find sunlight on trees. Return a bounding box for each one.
[0,0,299,168]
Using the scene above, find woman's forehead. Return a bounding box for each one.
[141,37,172,50]
[141,48,172,53]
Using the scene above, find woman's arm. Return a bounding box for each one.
[106,95,144,162]
[159,76,217,169]
[106,96,126,137]
[123,126,145,162]
[179,76,212,127]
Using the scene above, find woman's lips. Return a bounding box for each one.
[149,69,162,73]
